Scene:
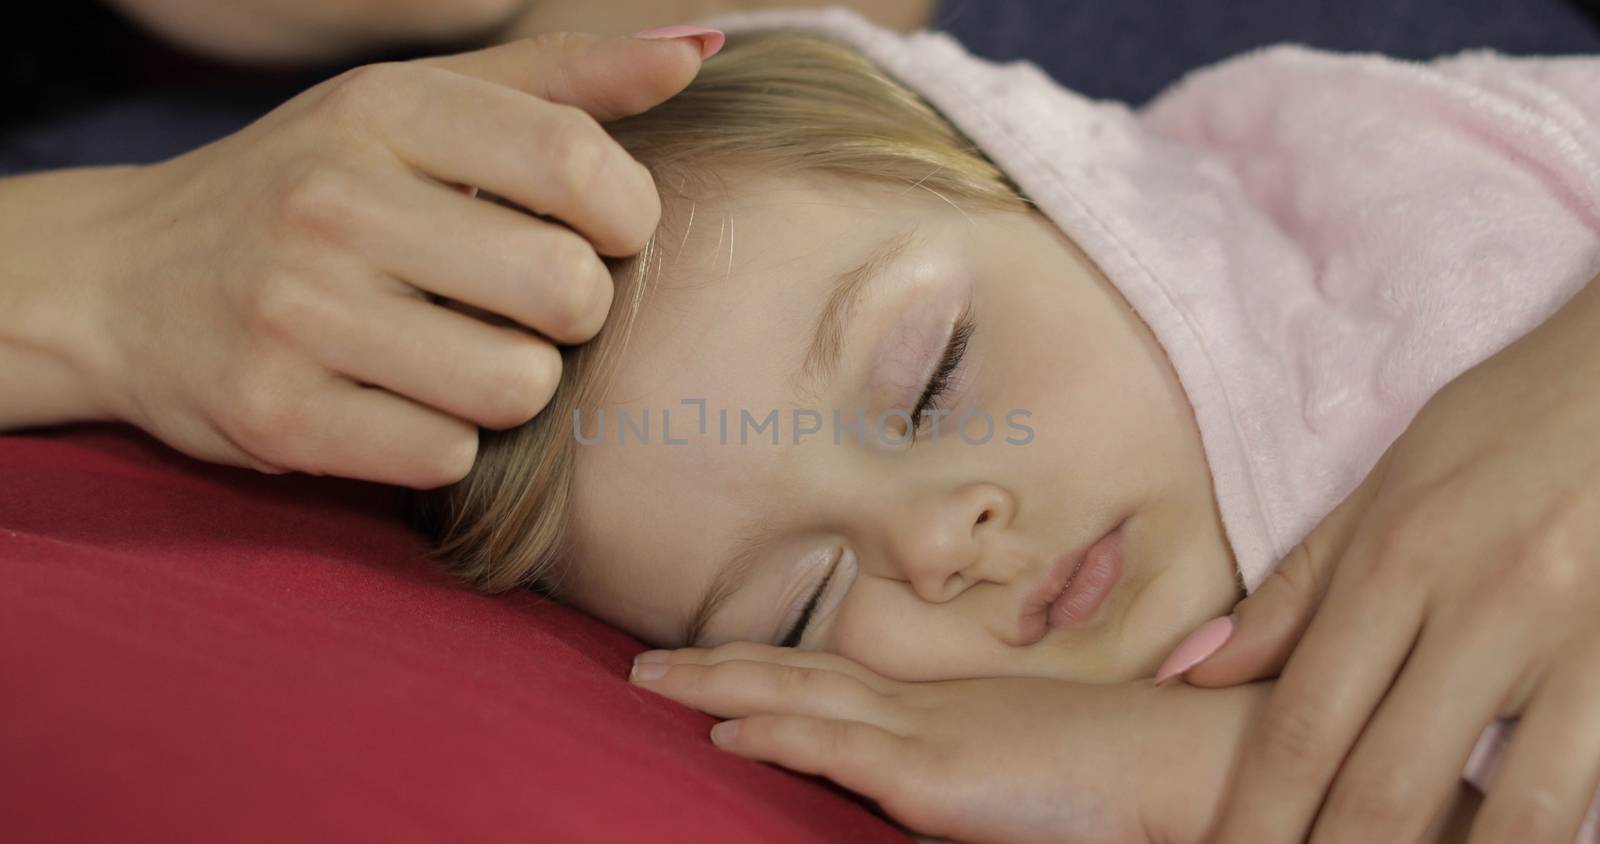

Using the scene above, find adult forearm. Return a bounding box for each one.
[0,167,137,431]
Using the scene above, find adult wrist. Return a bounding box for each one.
[0,164,151,430]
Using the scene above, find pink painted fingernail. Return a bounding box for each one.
[710,720,740,745]
[635,649,670,664]
[630,661,669,682]
[631,25,726,59]
[1153,616,1233,685]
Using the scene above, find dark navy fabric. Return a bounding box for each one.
[936,0,1600,106]
[0,85,298,175]
[3,1,1598,174]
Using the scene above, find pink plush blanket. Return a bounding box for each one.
[715,7,1600,839]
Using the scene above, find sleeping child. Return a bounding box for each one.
[409,8,1600,843]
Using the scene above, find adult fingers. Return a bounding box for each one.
[1306,615,1533,843]
[417,30,713,122]
[1176,448,1395,688]
[629,659,905,731]
[1466,635,1600,844]
[333,172,614,344]
[220,368,479,490]
[710,714,912,808]
[331,63,658,256]
[1205,529,1428,844]
[650,641,902,694]
[256,270,562,431]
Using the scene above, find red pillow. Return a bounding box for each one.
[0,424,908,843]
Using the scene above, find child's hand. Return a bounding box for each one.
[628,642,1268,844]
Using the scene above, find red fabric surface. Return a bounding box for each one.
[0,424,907,844]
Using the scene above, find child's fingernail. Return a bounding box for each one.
[631,661,669,682]
[710,720,740,745]
[1153,616,1234,685]
[631,25,726,59]
[635,649,670,664]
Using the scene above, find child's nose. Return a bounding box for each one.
[885,482,1015,602]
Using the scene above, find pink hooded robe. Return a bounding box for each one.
[715,7,1600,841]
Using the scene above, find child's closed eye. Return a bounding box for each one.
[779,547,857,648]
[906,301,975,445]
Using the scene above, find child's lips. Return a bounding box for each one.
[1049,526,1124,629]
[1015,519,1127,647]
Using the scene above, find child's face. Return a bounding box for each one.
[561,174,1241,683]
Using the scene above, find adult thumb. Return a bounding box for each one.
[418,28,723,122]
[1161,546,1324,688]
[1155,448,1397,687]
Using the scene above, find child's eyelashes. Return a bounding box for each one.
[778,547,857,649]
[778,553,835,648]
[906,302,976,446]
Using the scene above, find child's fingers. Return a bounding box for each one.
[630,659,907,732]
[649,641,900,694]
[710,714,914,808]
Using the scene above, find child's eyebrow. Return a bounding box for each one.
[788,227,919,405]
[683,227,918,648]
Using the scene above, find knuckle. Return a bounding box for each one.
[251,272,322,338]
[1251,702,1331,772]
[756,713,799,748]
[1242,545,1325,628]
[228,368,307,464]
[418,426,479,488]
[634,165,663,234]
[607,163,661,256]
[547,238,611,341]
[226,379,275,447]
[1363,477,1468,561]
[574,253,615,337]
[820,719,858,758]
[587,259,618,329]
[1354,515,1438,588]
[316,62,406,120]
[544,107,609,201]
[1468,535,1585,624]
[774,665,822,697]
[1513,507,1589,593]
[700,661,750,696]
[1265,541,1320,599]
[277,165,360,242]
[1322,776,1422,835]
[1361,516,1419,575]
[484,339,561,428]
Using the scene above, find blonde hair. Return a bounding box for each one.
[410,30,1028,596]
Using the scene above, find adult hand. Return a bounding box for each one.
[72,31,721,489]
[1160,273,1600,843]
[627,642,1273,844]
